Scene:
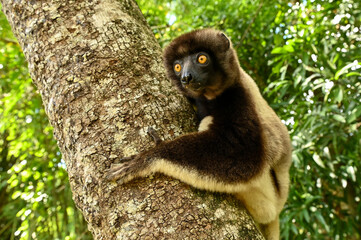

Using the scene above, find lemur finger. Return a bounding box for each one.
[105,170,123,181]
[147,127,162,145]
[120,155,136,162]
[105,164,125,181]
[106,161,139,182]
[112,155,136,164]
[107,162,126,172]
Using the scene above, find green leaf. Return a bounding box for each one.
[332,114,346,123]
[283,44,295,53]
[302,209,310,223]
[303,73,320,89]
[334,87,343,103]
[271,47,284,54]
[12,191,22,200]
[271,44,295,54]
[347,105,361,123]
[274,10,282,24]
[327,59,336,70]
[16,208,26,218]
[345,72,361,77]
[274,34,283,45]
[313,154,326,168]
[303,64,320,73]
[311,44,318,54]
[315,213,330,232]
[335,62,361,80]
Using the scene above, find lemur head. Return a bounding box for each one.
[163,29,241,100]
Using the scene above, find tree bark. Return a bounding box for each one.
[1,0,264,239]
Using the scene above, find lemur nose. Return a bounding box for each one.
[181,73,192,84]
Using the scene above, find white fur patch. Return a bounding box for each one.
[198,116,213,132]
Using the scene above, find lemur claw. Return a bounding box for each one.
[147,127,162,145]
[118,155,136,163]
[106,156,139,182]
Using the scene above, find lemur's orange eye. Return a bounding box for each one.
[174,64,182,72]
[198,55,207,64]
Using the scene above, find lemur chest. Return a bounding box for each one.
[198,116,214,132]
[194,98,217,120]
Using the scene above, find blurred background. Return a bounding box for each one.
[0,0,360,239]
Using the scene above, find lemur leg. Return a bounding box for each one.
[237,188,277,225]
[240,170,278,223]
[235,171,279,239]
[237,188,279,240]
[259,218,280,240]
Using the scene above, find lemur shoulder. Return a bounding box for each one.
[106,29,292,240]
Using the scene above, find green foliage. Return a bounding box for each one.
[265,2,361,239]
[0,4,91,240]
[137,0,361,239]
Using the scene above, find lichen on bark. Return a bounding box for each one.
[1,0,264,239]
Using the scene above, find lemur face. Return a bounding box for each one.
[172,51,220,96]
[163,29,240,100]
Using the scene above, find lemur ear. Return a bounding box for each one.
[219,32,230,50]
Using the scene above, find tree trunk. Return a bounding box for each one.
[1,0,264,239]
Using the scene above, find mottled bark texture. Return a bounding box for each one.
[1,0,264,239]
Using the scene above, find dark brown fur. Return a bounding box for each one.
[157,29,266,182]
[151,84,265,183]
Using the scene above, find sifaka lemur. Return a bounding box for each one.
[106,29,292,240]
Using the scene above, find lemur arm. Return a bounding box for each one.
[106,125,264,192]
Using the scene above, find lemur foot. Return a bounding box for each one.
[106,155,144,183]
[106,127,160,183]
